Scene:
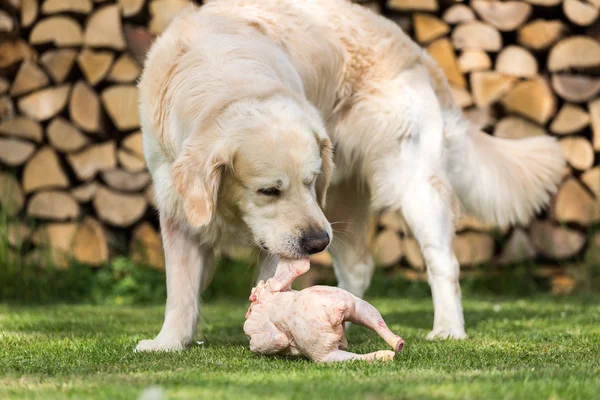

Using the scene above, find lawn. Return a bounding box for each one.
[1,294,599,400]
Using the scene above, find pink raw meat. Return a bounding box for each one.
[244,258,404,362]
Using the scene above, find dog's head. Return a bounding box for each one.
[172,97,333,258]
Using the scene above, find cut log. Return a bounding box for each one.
[18,85,71,121]
[530,220,585,259]
[563,0,599,27]
[590,99,600,151]
[494,116,546,139]
[388,0,438,11]
[21,0,38,28]
[498,229,536,265]
[72,182,97,202]
[451,21,502,51]
[101,169,150,191]
[0,39,37,69]
[69,80,102,134]
[123,25,155,66]
[0,96,15,120]
[374,230,403,267]
[30,16,83,47]
[501,78,556,124]
[548,36,600,72]
[0,77,7,95]
[0,10,14,34]
[42,0,93,14]
[450,85,472,108]
[453,232,494,266]
[442,4,475,24]
[458,49,491,73]
[10,61,49,97]
[72,217,108,266]
[131,222,165,270]
[496,46,538,78]
[0,138,36,166]
[560,137,595,171]
[427,38,466,88]
[404,238,424,270]
[471,72,516,108]
[6,222,32,248]
[0,117,43,142]
[77,49,115,86]
[119,0,145,17]
[100,85,140,130]
[551,74,600,103]
[32,223,77,268]
[67,142,117,181]
[553,178,600,225]
[550,103,590,135]
[149,0,196,34]
[27,190,80,220]
[551,274,576,295]
[471,0,532,31]
[107,53,140,83]
[518,19,565,51]
[455,213,495,231]
[379,210,405,232]
[463,107,496,129]
[93,185,147,227]
[84,5,126,50]
[40,49,77,83]
[580,166,600,197]
[0,173,24,217]
[118,149,146,172]
[22,147,69,193]
[47,117,89,153]
[122,131,143,157]
[523,0,562,5]
[71,182,98,203]
[413,14,449,43]
[145,183,156,208]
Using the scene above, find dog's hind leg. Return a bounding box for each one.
[401,173,466,340]
[357,66,466,339]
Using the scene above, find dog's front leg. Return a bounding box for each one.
[135,215,211,352]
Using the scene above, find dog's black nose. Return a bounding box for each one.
[300,230,330,254]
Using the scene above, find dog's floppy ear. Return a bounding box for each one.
[172,138,230,228]
[314,130,334,207]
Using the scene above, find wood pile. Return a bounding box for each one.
[0,0,598,284]
[0,0,160,269]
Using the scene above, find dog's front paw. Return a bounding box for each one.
[135,338,186,352]
[426,326,467,340]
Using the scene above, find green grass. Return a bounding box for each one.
[1,294,599,400]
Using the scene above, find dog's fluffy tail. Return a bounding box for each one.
[446,121,565,228]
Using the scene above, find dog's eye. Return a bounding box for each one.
[258,187,281,197]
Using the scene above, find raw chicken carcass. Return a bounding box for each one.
[244,259,404,362]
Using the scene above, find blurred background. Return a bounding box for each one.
[1,0,599,304]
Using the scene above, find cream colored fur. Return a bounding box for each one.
[136,0,564,351]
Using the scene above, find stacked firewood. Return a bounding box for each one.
[0,0,598,291]
[0,0,166,270]
[371,0,600,292]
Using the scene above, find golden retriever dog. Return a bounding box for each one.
[136,0,564,351]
